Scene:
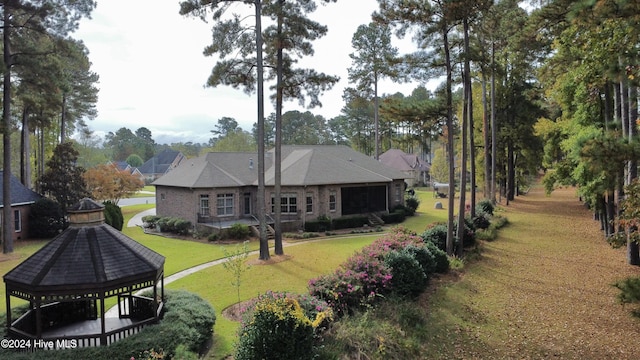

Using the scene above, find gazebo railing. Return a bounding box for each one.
[7,299,164,350]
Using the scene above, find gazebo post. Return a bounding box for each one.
[100,295,106,346]
[35,297,42,339]
[153,279,158,321]
[5,286,11,332]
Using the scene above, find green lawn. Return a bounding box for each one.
[0,188,451,358]
[168,234,381,358]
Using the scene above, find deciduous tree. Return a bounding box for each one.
[83,163,144,204]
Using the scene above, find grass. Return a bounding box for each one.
[352,185,640,359]
[0,188,458,358]
[167,234,381,358]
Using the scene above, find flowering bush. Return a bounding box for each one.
[308,259,393,318]
[235,296,317,360]
[245,291,334,331]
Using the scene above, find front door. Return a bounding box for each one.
[243,193,251,216]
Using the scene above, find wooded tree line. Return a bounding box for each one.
[2,0,639,265]
[1,1,98,253]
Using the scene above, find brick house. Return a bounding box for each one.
[379,149,430,187]
[0,171,42,242]
[152,145,408,231]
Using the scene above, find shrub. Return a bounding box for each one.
[472,213,491,230]
[309,255,392,317]
[207,233,220,242]
[460,221,476,248]
[405,196,420,214]
[142,215,160,228]
[381,210,406,224]
[421,223,449,251]
[172,218,192,235]
[305,215,332,232]
[248,291,333,331]
[227,223,251,240]
[103,201,124,231]
[384,249,428,298]
[403,243,436,276]
[614,277,640,305]
[491,215,509,229]
[423,240,450,274]
[476,199,495,216]
[28,198,66,238]
[235,296,316,360]
[332,215,369,230]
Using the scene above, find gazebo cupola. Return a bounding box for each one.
[4,198,165,348]
[67,197,106,227]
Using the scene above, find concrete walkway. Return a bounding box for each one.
[127,208,155,227]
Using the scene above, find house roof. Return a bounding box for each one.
[379,149,430,172]
[0,171,42,207]
[137,149,184,175]
[112,161,131,172]
[4,200,165,295]
[153,145,407,189]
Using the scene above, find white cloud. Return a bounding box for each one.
[75,0,429,145]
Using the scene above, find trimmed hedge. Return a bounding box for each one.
[381,210,406,224]
[304,216,331,232]
[331,216,369,230]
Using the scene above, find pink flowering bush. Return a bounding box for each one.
[309,226,446,316]
[361,226,423,259]
[309,255,392,317]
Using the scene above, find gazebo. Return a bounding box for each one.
[4,198,165,348]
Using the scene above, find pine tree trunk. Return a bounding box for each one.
[255,0,269,261]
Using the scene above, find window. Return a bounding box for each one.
[270,193,298,214]
[160,193,166,201]
[217,193,234,216]
[281,193,297,214]
[306,194,313,213]
[14,210,21,232]
[200,195,210,217]
[329,191,336,212]
[395,184,402,202]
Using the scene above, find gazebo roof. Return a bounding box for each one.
[4,199,165,296]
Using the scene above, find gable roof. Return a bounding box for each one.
[379,149,430,172]
[137,149,184,175]
[153,145,407,189]
[265,145,406,186]
[0,171,42,207]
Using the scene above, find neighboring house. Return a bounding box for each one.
[0,171,42,242]
[379,149,430,187]
[109,161,144,182]
[153,145,408,231]
[137,149,186,183]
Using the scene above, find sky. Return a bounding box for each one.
[74,0,427,145]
